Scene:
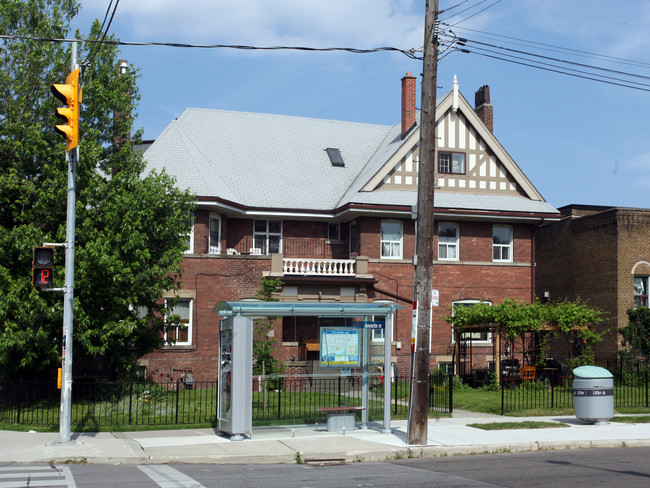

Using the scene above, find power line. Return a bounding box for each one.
[442,23,650,70]
[451,35,650,83]
[452,46,650,92]
[0,33,423,60]
[82,0,121,69]
[442,0,502,26]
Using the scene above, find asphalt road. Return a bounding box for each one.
[2,447,649,487]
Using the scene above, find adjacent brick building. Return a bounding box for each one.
[535,205,650,360]
[139,74,560,383]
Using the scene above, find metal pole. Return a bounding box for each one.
[382,313,393,433]
[59,42,78,444]
[361,319,369,428]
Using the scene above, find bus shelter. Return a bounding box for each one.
[214,300,403,440]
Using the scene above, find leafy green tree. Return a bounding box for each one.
[620,307,650,362]
[0,0,195,379]
[252,277,284,385]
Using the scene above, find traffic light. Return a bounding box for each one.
[51,68,81,152]
[32,246,55,288]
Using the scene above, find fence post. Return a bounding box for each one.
[645,364,648,408]
[448,374,453,413]
[550,382,554,408]
[16,380,22,425]
[128,382,133,425]
[338,376,342,406]
[500,378,505,416]
[175,379,180,424]
[646,367,648,408]
[277,378,282,419]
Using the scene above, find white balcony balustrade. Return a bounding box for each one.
[283,258,356,276]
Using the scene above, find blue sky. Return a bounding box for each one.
[72,1,650,209]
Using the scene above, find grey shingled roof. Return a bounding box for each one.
[144,108,392,210]
[144,107,559,217]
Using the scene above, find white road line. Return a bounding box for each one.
[0,465,75,488]
[138,465,206,488]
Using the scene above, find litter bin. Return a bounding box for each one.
[572,366,614,424]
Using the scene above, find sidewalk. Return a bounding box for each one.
[2,412,650,465]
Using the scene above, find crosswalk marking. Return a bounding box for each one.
[138,465,206,488]
[0,466,76,488]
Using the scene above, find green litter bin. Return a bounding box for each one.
[572,366,614,424]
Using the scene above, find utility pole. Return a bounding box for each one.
[59,42,79,444]
[408,0,438,446]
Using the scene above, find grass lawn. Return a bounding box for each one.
[467,421,568,430]
[610,415,650,423]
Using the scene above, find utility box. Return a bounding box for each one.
[572,366,614,424]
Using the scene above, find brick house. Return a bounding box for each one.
[139,74,560,383]
[535,204,650,361]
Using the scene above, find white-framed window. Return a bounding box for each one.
[253,219,282,254]
[328,222,340,241]
[634,276,649,308]
[209,213,221,254]
[492,224,513,262]
[183,214,195,254]
[371,327,385,343]
[438,222,459,261]
[438,151,466,174]
[380,220,403,259]
[451,299,492,344]
[349,221,357,257]
[164,298,193,346]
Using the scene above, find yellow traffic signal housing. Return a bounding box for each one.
[32,246,55,288]
[51,68,81,151]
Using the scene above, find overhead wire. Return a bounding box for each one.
[81,0,121,70]
[444,24,650,70]
[0,33,424,60]
[441,0,502,26]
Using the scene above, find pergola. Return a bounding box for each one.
[454,322,589,385]
[214,300,403,439]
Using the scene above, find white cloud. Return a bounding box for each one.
[83,0,424,49]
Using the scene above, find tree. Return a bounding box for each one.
[0,0,195,379]
[252,277,284,385]
[620,307,650,362]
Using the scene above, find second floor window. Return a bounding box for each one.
[209,213,221,254]
[493,224,513,262]
[183,214,194,254]
[439,152,466,174]
[349,221,357,257]
[438,222,459,261]
[328,223,340,241]
[381,220,403,259]
[254,219,282,254]
[635,276,648,308]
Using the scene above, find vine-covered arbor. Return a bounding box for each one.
[448,299,604,385]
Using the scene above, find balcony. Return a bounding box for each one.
[282,257,355,276]
[220,236,351,259]
[208,236,369,278]
[270,254,369,278]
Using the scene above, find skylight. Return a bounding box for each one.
[325,148,344,167]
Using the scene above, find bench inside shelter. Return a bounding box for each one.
[317,405,365,432]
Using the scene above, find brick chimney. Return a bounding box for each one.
[401,72,417,138]
[474,85,493,132]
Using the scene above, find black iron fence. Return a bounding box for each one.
[0,373,453,428]
[500,360,650,415]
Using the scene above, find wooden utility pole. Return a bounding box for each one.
[407,0,438,446]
